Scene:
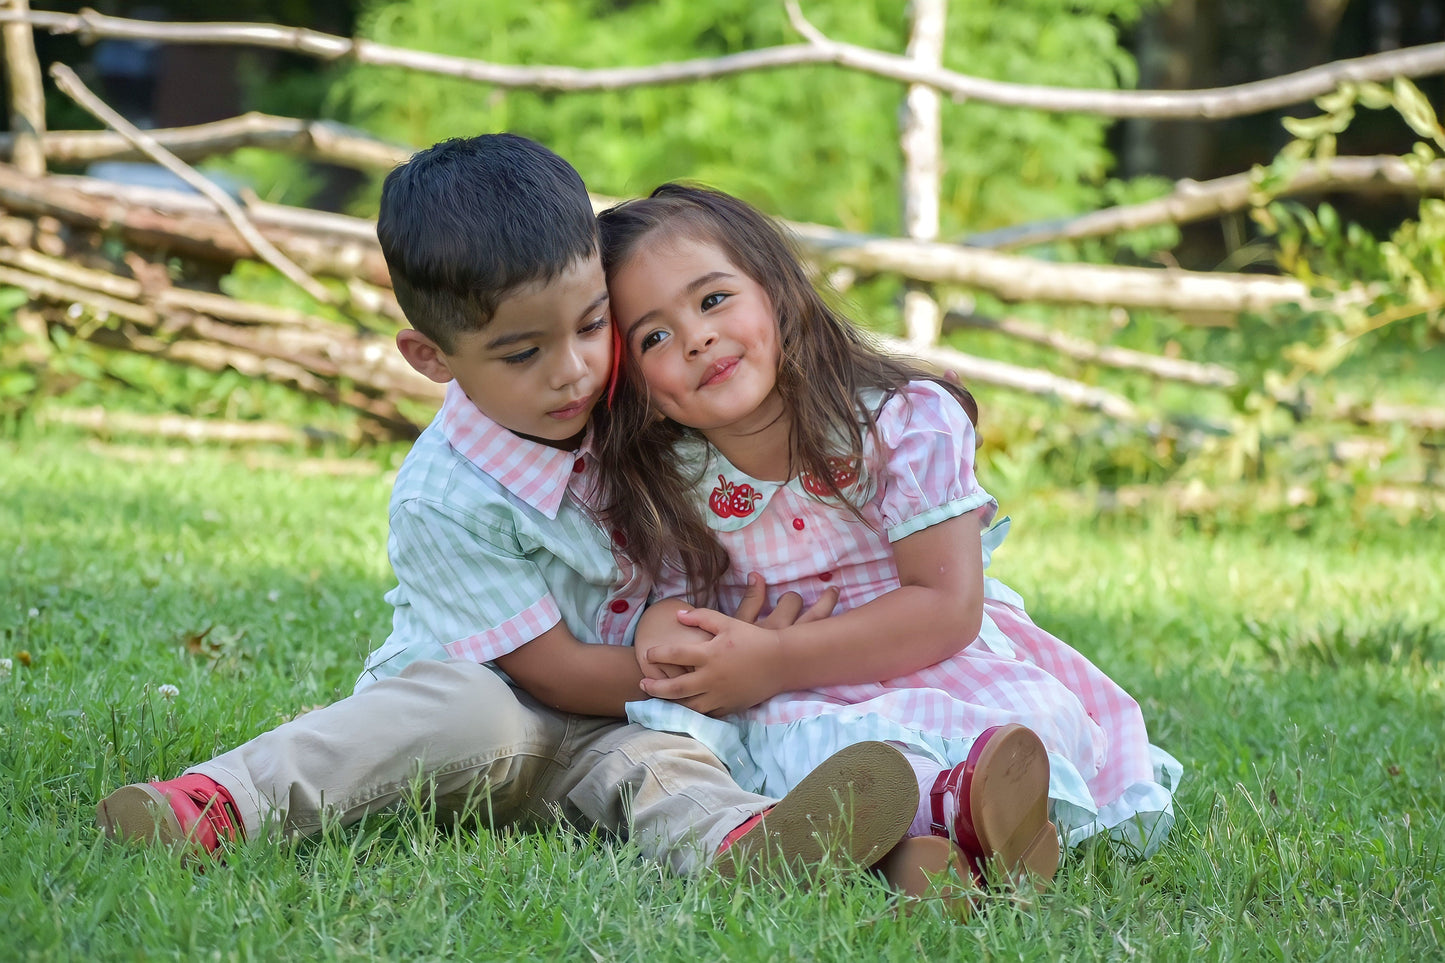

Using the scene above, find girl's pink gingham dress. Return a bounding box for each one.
[627,380,1181,854]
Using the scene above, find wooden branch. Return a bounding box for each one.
[8,7,1445,119]
[38,406,322,444]
[1,251,438,437]
[1328,399,1445,432]
[786,219,1318,313]
[970,156,1445,250]
[1,159,1326,315]
[50,64,333,304]
[945,309,1242,388]
[1,0,46,176]
[0,165,392,286]
[0,113,412,171]
[875,334,1140,420]
[899,0,945,346]
[74,320,424,440]
[783,2,1445,119]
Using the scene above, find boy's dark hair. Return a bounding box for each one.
[377,133,597,352]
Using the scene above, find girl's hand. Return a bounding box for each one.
[638,606,804,716]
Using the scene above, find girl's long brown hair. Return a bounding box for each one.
[594,184,977,606]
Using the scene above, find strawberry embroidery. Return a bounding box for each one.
[709,475,762,518]
[800,457,860,497]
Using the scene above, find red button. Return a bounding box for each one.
[792,518,805,531]
[609,599,630,613]
[819,571,834,582]
[572,458,586,473]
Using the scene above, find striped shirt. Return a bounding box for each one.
[355,381,647,691]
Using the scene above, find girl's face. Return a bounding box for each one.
[609,234,784,438]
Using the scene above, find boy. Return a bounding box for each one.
[96,133,917,877]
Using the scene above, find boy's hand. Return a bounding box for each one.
[734,571,839,629]
[638,587,839,716]
[639,609,784,715]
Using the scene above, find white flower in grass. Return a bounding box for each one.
[157,683,180,701]
[0,658,11,679]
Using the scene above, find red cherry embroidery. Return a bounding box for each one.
[709,475,763,518]
[800,457,860,496]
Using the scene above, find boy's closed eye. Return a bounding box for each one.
[501,347,538,365]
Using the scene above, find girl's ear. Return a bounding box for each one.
[396,329,453,384]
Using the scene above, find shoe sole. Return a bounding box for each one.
[968,724,1060,885]
[97,783,186,848]
[717,741,917,881]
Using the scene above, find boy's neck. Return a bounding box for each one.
[514,427,587,452]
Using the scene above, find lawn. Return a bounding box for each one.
[2,431,1441,960]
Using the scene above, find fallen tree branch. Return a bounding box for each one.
[38,406,327,444]
[945,309,1241,388]
[876,334,1140,420]
[6,7,1445,120]
[1,252,438,438]
[969,156,1445,250]
[1,162,1323,314]
[50,64,333,304]
[787,219,1318,313]
[0,112,412,171]
[0,165,392,286]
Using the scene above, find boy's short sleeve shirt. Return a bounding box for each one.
[355,382,647,691]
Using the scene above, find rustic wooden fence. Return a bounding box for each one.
[2,2,1443,441]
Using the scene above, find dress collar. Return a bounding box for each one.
[683,438,863,532]
[438,380,591,519]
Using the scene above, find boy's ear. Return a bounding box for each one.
[396,329,453,384]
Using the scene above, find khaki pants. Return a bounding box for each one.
[189,659,768,875]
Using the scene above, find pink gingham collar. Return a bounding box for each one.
[438,380,592,519]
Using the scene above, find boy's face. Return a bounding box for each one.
[401,256,612,448]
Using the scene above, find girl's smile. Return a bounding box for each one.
[698,357,740,388]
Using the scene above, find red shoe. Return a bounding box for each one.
[930,724,1059,886]
[96,774,243,858]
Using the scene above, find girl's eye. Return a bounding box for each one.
[501,348,538,365]
[638,329,670,353]
[701,292,728,311]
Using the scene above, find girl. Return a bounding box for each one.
[595,185,1180,904]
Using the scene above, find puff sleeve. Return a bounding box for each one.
[874,381,997,542]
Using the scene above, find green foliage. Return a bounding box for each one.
[336,0,1162,231]
[3,437,1442,958]
[1252,78,1445,378]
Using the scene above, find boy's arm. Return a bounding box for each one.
[634,578,840,680]
[504,575,839,715]
[494,624,645,717]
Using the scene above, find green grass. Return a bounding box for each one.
[3,432,1442,960]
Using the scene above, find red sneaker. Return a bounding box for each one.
[930,724,1059,886]
[96,774,243,857]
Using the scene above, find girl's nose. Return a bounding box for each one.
[686,331,717,357]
